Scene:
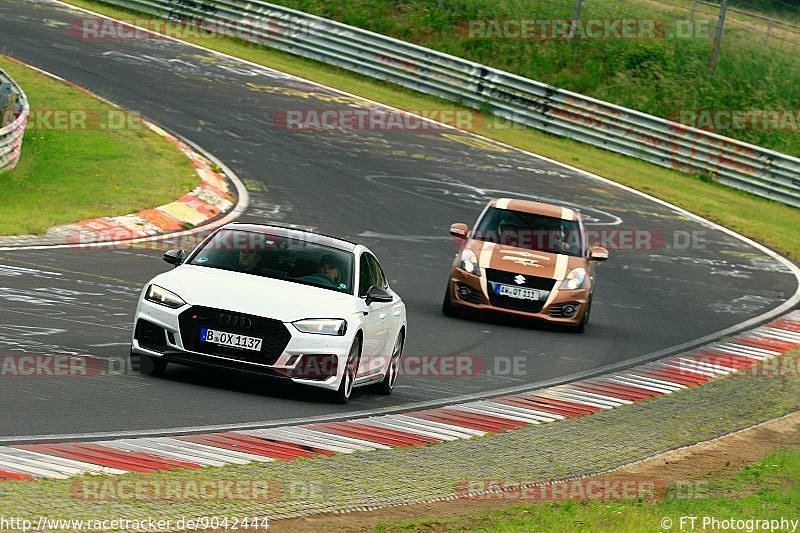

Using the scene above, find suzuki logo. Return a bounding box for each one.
[514,275,526,285]
[218,313,253,330]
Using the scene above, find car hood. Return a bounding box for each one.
[468,241,585,278]
[151,265,357,322]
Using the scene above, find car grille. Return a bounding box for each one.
[178,306,291,366]
[486,269,556,314]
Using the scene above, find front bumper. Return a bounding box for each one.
[447,268,590,325]
[131,299,354,391]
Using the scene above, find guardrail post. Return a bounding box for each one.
[708,0,730,78]
[568,0,584,39]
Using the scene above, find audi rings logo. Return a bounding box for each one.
[218,314,253,330]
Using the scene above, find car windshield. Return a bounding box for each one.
[472,207,584,257]
[188,229,355,294]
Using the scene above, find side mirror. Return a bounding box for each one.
[365,285,393,305]
[589,246,609,261]
[163,249,185,266]
[450,223,469,239]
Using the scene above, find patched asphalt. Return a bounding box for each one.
[0,0,796,438]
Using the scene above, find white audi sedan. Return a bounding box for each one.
[131,223,407,403]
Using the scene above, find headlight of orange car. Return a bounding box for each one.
[560,267,587,290]
[459,249,481,277]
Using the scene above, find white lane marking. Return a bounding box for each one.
[755,328,800,341]
[100,440,226,467]
[278,427,391,450]
[145,438,272,463]
[603,377,674,394]
[709,346,770,361]
[470,401,562,422]
[660,361,720,378]
[452,404,541,424]
[672,357,734,374]
[618,373,686,390]
[535,391,616,409]
[552,387,633,405]
[489,401,567,421]
[0,450,91,477]
[242,429,357,454]
[392,415,486,437]
[370,416,474,440]
[609,373,682,391]
[89,342,131,347]
[0,454,69,479]
[1,447,126,475]
[718,343,780,356]
[356,419,459,441]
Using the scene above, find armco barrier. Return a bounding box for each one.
[92,0,800,207]
[0,67,28,173]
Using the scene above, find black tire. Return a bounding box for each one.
[442,284,462,318]
[332,337,361,404]
[137,352,167,376]
[375,332,404,395]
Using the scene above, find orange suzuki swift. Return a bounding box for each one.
[443,198,609,332]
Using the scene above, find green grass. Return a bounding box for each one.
[376,446,800,532]
[57,0,800,262]
[0,56,197,235]
[269,0,800,157]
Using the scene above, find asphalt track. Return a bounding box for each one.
[0,0,797,441]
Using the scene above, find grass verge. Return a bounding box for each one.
[264,0,800,156]
[57,0,800,262]
[376,445,800,532]
[0,55,197,236]
[0,350,798,528]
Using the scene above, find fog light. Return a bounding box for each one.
[562,304,577,317]
[457,286,472,300]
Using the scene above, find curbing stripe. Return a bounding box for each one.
[5,311,799,479]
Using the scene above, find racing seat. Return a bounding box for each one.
[290,259,318,279]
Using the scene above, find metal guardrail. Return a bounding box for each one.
[0,67,29,173]
[96,0,800,207]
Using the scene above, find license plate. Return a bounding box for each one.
[200,328,263,352]
[496,284,544,301]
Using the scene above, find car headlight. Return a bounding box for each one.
[293,318,347,336]
[459,248,481,277]
[560,268,587,290]
[145,284,186,309]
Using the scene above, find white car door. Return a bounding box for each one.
[363,253,395,375]
[357,253,384,378]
